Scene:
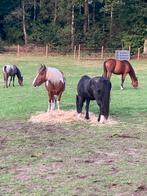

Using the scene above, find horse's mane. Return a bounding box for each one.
[46,67,65,84]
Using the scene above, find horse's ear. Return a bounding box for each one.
[40,64,46,71]
[43,64,46,70]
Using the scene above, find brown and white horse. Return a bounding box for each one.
[103,59,138,89]
[33,65,65,112]
[3,64,23,88]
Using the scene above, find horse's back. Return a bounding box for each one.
[104,58,130,74]
[3,64,18,75]
[77,75,91,90]
[90,76,111,93]
[46,67,65,84]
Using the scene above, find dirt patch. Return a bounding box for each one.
[29,110,118,125]
[134,185,147,195]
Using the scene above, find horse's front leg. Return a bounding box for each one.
[121,74,126,90]
[50,95,55,111]
[12,76,15,87]
[76,95,85,118]
[9,76,12,87]
[47,93,52,112]
[85,99,90,119]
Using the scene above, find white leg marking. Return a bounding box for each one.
[50,101,55,111]
[57,100,60,111]
[120,86,124,90]
[99,115,106,124]
[77,113,82,118]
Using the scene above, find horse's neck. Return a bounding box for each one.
[16,68,22,79]
[129,65,137,81]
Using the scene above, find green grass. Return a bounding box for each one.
[0,55,147,195]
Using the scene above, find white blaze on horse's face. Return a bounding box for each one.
[32,73,40,87]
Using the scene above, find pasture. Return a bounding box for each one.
[0,55,147,195]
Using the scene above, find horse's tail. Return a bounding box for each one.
[103,61,107,78]
[3,65,7,73]
[3,66,7,81]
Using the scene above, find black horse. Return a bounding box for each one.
[3,64,23,88]
[76,75,111,123]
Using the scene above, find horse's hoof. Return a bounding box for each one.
[77,113,82,118]
[99,115,106,124]
[85,116,89,120]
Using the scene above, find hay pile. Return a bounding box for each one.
[29,110,118,125]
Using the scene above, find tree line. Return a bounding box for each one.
[0,0,147,53]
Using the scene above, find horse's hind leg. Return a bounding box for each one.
[107,72,112,80]
[3,73,8,88]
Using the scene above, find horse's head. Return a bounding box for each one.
[33,65,47,87]
[18,76,23,86]
[132,78,138,88]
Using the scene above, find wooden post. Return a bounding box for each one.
[137,48,140,60]
[129,45,131,53]
[17,44,20,57]
[78,44,81,61]
[101,46,104,59]
[45,44,48,57]
[74,45,76,59]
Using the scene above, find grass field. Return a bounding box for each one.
[0,55,147,195]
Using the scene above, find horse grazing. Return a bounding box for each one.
[3,64,23,88]
[33,65,65,112]
[76,75,111,123]
[103,58,138,89]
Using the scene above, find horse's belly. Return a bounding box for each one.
[113,67,125,74]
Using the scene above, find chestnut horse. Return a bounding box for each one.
[3,64,23,88]
[33,65,65,112]
[103,59,138,89]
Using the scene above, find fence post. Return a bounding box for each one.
[137,48,140,60]
[45,44,48,57]
[129,45,131,53]
[17,44,20,57]
[78,44,81,61]
[74,45,77,59]
[101,46,104,59]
